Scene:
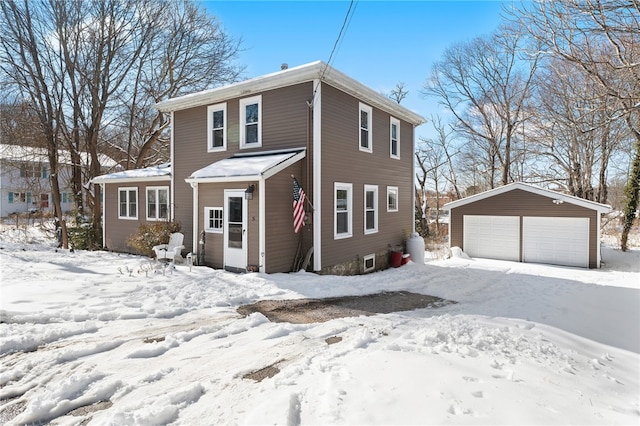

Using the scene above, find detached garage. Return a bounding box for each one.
[444,183,612,268]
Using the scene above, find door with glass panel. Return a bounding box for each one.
[223,190,247,271]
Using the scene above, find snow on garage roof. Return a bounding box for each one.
[443,182,612,214]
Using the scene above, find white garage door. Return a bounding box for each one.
[463,215,520,262]
[523,217,589,268]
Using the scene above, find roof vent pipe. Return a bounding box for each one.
[281,63,288,70]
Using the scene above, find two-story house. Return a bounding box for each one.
[93,61,425,274]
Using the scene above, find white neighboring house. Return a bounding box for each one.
[0,144,120,217]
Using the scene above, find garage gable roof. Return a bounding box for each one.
[443,182,612,214]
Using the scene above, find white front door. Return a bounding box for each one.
[224,190,247,271]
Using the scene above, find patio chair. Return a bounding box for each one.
[152,232,185,263]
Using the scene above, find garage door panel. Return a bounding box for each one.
[463,215,520,262]
[523,217,589,268]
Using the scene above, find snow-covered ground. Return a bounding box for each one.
[1,225,638,425]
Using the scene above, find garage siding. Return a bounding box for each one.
[449,189,599,268]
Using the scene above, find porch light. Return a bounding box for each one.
[245,184,255,200]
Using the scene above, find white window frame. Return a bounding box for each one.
[240,95,262,148]
[207,103,227,152]
[363,253,375,273]
[390,117,400,159]
[118,187,138,220]
[387,186,399,212]
[364,184,378,234]
[359,102,373,153]
[204,207,223,233]
[146,186,169,221]
[334,182,352,239]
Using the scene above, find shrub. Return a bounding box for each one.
[127,221,181,257]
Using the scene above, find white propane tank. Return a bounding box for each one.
[406,233,425,265]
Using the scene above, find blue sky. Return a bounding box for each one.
[203,1,507,141]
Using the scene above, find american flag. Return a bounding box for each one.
[293,177,306,233]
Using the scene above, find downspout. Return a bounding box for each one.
[412,124,416,235]
[191,181,199,258]
[100,182,106,248]
[170,111,176,221]
[312,79,322,271]
[259,177,266,273]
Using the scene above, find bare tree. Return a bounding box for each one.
[509,0,640,250]
[0,0,69,248]
[423,26,539,188]
[388,82,408,104]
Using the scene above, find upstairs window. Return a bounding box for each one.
[207,103,227,152]
[147,187,169,220]
[390,117,400,159]
[364,185,378,234]
[118,187,138,219]
[334,182,352,239]
[240,95,262,148]
[359,103,372,153]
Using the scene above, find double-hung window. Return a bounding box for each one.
[240,95,262,148]
[359,103,372,153]
[207,103,227,152]
[204,207,223,233]
[387,186,399,212]
[364,185,378,234]
[334,182,352,239]
[118,187,138,219]
[390,117,400,159]
[147,187,169,220]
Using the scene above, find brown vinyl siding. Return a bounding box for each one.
[172,82,313,253]
[264,162,305,273]
[320,84,414,268]
[102,181,171,254]
[449,189,599,268]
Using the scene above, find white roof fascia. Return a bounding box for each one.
[155,61,425,126]
[262,150,305,180]
[91,175,171,185]
[443,182,612,213]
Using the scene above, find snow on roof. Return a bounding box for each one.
[444,182,612,213]
[0,144,120,169]
[187,149,305,183]
[155,61,426,126]
[92,163,171,184]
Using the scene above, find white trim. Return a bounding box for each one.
[207,103,227,152]
[171,111,176,222]
[146,186,169,221]
[364,184,378,234]
[203,206,223,233]
[597,213,602,268]
[334,182,353,239]
[313,79,322,271]
[363,253,375,273]
[359,102,373,153]
[240,95,262,148]
[390,116,400,159]
[387,186,399,212]
[91,176,170,185]
[259,178,266,273]
[155,61,425,126]
[191,182,198,256]
[117,187,139,220]
[100,183,106,248]
[444,182,612,213]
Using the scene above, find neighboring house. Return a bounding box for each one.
[93,61,425,274]
[0,144,119,218]
[444,182,612,268]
